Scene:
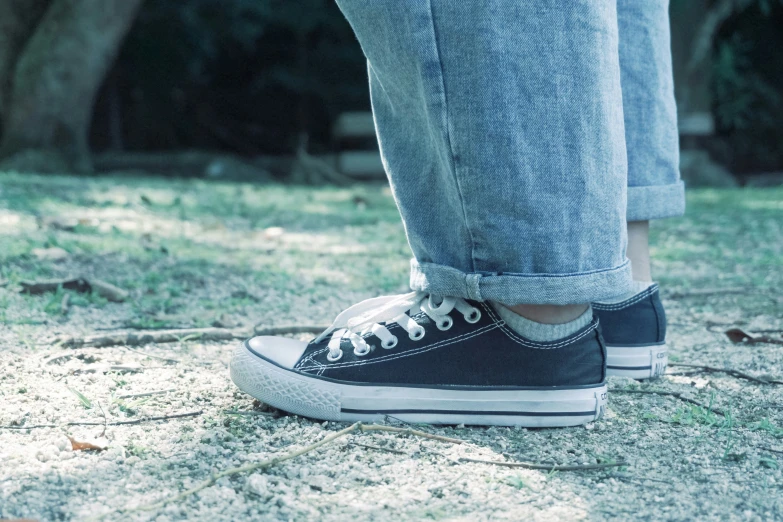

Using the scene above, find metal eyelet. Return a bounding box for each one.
[465,308,481,324]
[382,336,398,349]
[326,349,343,362]
[409,327,425,341]
[436,315,453,331]
[353,344,371,357]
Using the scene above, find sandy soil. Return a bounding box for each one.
[1,173,781,521]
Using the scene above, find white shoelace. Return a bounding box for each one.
[313,291,482,362]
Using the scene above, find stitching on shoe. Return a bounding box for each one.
[298,301,595,371]
[297,323,499,371]
[482,303,597,349]
[591,284,658,311]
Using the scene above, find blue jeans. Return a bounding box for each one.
[335,0,685,305]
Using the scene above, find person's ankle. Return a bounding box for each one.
[628,220,652,281]
[504,303,590,324]
[492,303,592,343]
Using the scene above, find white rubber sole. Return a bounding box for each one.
[230,342,607,428]
[606,343,667,380]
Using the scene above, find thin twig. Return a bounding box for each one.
[611,472,673,485]
[428,472,466,493]
[223,410,275,417]
[97,401,108,438]
[117,388,176,399]
[43,352,76,365]
[253,324,327,336]
[669,363,782,385]
[458,456,626,471]
[60,293,70,315]
[758,446,783,456]
[615,389,726,416]
[359,424,465,444]
[0,410,202,430]
[122,345,180,363]
[54,328,251,349]
[349,442,407,455]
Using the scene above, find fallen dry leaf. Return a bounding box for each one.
[67,436,106,452]
[725,328,783,345]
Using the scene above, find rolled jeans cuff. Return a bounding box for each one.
[409,259,633,305]
[627,181,685,221]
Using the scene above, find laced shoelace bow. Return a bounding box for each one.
[313,291,482,362]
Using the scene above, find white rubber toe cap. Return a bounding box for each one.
[246,336,309,369]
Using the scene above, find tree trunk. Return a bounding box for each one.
[0,0,50,124]
[0,0,143,173]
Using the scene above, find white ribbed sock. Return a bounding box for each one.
[596,280,655,304]
[490,302,593,342]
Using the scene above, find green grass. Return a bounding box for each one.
[1,171,780,337]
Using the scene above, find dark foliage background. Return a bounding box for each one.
[91,0,368,156]
[711,1,783,174]
[87,0,783,175]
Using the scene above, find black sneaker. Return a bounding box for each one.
[593,284,667,380]
[231,292,607,427]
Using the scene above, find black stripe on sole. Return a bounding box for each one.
[607,365,652,371]
[341,408,595,417]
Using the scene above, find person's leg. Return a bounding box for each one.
[627,221,651,282]
[337,0,631,307]
[595,0,685,379]
[619,0,684,280]
[231,1,629,426]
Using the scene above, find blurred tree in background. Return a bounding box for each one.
[0,0,143,173]
[0,0,780,182]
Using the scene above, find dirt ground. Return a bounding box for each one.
[1,172,781,521]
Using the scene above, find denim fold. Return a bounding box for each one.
[410,259,633,305]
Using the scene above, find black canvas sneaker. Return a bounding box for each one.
[231,292,608,427]
[593,284,667,380]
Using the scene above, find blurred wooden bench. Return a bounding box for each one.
[331,111,386,180]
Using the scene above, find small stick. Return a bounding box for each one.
[614,389,726,416]
[43,352,75,365]
[117,389,176,399]
[97,401,108,438]
[60,293,70,315]
[223,410,275,417]
[0,410,202,430]
[254,324,327,336]
[81,410,202,426]
[458,456,626,471]
[122,346,180,363]
[669,363,782,385]
[54,328,251,349]
[358,423,465,444]
[349,442,407,455]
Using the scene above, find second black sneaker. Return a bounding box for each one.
[593,283,667,380]
[231,292,607,427]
